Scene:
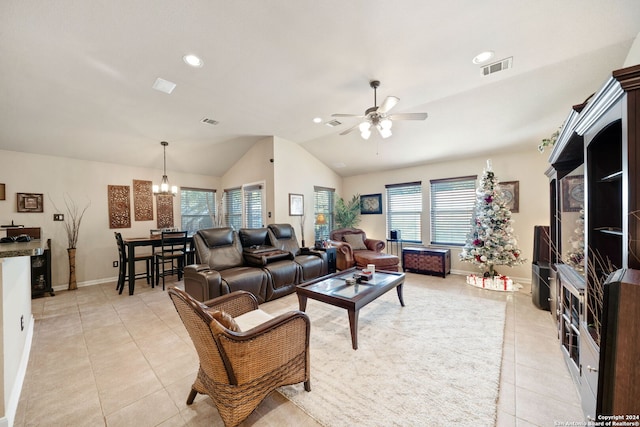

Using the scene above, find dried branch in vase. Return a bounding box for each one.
[50,194,91,249]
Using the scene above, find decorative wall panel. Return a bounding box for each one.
[133,179,153,221]
[156,195,174,228]
[108,185,131,229]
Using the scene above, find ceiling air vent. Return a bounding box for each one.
[481,57,513,76]
[201,118,219,126]
[325,119,342,127]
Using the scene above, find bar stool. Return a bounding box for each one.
[115,232,154,294]
[155,230,188,290]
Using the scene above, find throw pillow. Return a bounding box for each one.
[208,309,241,332]
[343,233,367,250]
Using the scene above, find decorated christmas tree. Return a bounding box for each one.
[459,160,525,280]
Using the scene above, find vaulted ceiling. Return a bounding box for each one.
[2,1,639,177]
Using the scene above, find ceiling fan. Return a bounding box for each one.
[332,80,428,140]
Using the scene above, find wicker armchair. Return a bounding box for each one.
[167,287,311,427]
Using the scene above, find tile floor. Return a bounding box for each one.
[14,273,584,426]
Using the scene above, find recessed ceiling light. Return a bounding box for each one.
[183,54,203,68]
[313,117,322,123]
[472,51,495,65]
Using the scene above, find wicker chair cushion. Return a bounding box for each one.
[206,308,241,332]
[234,309,274,331]
[343,233,367,250]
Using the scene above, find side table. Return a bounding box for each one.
[314,246,337,273]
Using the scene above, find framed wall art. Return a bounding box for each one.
[107,185,131,228]
[17,192,43,212]
[133,179,154,221]
[562,175,584,212]
[0,183,5,200]
[499,181,519,213]
[289,193,304,216]
[156,194,174,228]
[360,193,382,215]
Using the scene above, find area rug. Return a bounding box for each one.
[279,279,506,427]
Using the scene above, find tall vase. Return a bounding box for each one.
[67,248,77,290]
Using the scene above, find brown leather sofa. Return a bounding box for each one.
[184,225,328,303]
[329,227,400,272]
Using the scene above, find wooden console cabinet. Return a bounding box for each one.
[402,247,450,278]
[547,65,640,419]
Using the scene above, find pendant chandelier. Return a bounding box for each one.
[152,141,177,196]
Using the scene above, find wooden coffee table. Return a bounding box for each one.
[296,267,405,349]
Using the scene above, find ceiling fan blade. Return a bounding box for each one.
[339,124,359,135]
[388,112,428,121]
[377,96,400,114]
[332,113,364,118]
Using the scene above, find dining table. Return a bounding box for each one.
[122,234,194,295]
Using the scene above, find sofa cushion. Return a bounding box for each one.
[198,228,234,248]
[343,233,367,250]
[269,224,292,239]
[239,228,269,247]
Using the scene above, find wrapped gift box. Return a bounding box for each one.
[466,274,515,291]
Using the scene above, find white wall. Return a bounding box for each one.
[0,149,218,288]
[221,137,275,224]
[623,31,640,67]
[273,137,342,244]
[342,149,550,283]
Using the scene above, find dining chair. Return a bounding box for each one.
[114,232,154,294]
[155,230,188,290]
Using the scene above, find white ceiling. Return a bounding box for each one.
[1,1,639,178]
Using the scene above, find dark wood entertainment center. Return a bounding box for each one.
[546,65,640,419]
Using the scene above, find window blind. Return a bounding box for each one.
[243,184,263,229]
[180,188,215,234]
[385,182,422,242]
[429,176,477,246]
[314,186,335,241]
[224,187,242,231]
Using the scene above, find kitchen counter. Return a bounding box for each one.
[0,238,45,425]
[0,239,46,258]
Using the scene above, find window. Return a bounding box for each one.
[243,184,263,228]
[225,187,242,230]
[314,186,335,241]
[430,176,477,245]
[386,182,422,242]
[180,188,215,234]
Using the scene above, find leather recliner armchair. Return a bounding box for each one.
[239,227,301,301]
[329,227,400,272]
[185,227,270,302]
[267,223,328,280]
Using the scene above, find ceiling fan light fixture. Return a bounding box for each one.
[378,126,392,139]
[359,121,371,132]
[361,129,371,140]
[380,118,392,130]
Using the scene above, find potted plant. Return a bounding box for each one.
[334,194,361,229]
